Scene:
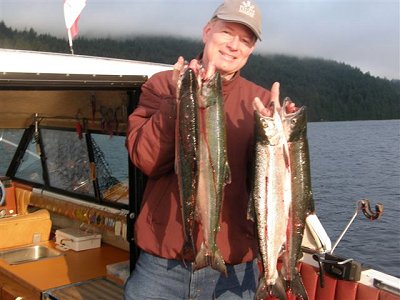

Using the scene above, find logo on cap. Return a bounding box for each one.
[239,1,255,18]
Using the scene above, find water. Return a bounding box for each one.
[308,119,400,277]
[106,119,400,277]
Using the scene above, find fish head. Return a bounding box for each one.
[255,106,282,146]
[199,72,222,108]
[281,97,307,142]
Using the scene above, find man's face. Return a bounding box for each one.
[202,19,256,80]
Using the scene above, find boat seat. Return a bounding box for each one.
[15,186,32,215]
[299,262,400,300]
[0,208,51,249]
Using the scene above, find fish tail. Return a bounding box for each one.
[193,243,227,276]
[270,275,287,300]
[255,277,268,300]
[286,273,308,300]
[211,247,227,277]
[193,242,210,271]
[181,239,195,260]
[256,276,287,300]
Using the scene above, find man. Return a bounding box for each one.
[125,0,278,298]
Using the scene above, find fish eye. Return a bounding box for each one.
[260,119,266,125]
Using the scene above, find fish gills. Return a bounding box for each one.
[175,68,199,259]
[253,105,291,300]
[281,98,314,300]
[194,72,231,276]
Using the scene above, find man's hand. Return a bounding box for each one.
[283,98,299,113]
[253,82,280,117]
[173,56,217,86]
[187,59,216,83]
[253,82,299,116]
[172,56,187,83]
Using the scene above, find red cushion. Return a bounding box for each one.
[356,284,380,300]
[336,279,358,300]
[258,261,400,300]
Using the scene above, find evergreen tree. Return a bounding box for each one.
[0,21,399,121]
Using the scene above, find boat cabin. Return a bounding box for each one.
[0,48,170,298]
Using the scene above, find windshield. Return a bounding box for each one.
[1,128,129,207]
[0,129,24,175]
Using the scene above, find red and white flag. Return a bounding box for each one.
[64,0,86,51]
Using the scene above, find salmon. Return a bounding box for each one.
[252,99,291,300]
[281,98,314,300]
[175,68,199,259]
[193,72,231,276]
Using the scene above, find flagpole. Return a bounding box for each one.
[67,29,74,55]
[64,0,86,55]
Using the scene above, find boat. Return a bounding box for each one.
[0,48,398,300]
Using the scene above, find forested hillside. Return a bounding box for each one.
[1,21,399,121]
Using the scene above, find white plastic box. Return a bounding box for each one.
[55,228,101,251]
[106,260,130,284]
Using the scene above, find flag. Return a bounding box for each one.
[64,0,86,51]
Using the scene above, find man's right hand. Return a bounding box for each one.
[172,56,186,83]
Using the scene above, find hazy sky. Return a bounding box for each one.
[1,0,399,80]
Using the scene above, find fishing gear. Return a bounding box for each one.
[313,199,383,285]
[33,113,41,155]
[330,199,383,254]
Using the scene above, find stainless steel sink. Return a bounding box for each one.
[0,245,63,264]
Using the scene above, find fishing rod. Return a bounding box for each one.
[330,199,384,254]
[313,199,383,286]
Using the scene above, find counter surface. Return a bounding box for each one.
[0,241,129,293]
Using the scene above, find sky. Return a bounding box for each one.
[0,0,399,80]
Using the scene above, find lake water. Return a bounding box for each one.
[112,119,400,277]
[307,119,400,277]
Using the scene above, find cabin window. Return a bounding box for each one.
[15,134,44,184]
[0,129,24,175]
[91,134,128,206]
[2,126,129,208]
[41,129,95,196]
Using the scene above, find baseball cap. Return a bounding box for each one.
[212,0,262,41]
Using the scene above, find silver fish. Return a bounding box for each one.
[175,68,199,259]
[193,72,231,276]
[281,98,314,300]
[252,101,291,300]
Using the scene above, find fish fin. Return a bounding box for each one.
[270,275,287,300]
[193,243,227,276]
[193,242,209,271]
[255,277,268,300]
[247,194,255,221]
[182,239,195,261]
[307,195,316,214]
[211,247,228,277]
[286,273,308,300]
[255,276,287,300]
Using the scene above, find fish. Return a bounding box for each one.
[281,98,314,300]
[252,99,291,300]
[175,68,200,259]
[193,71,231,276]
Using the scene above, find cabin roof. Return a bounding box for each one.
[0,48,172,89]
[0,48,171,77]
